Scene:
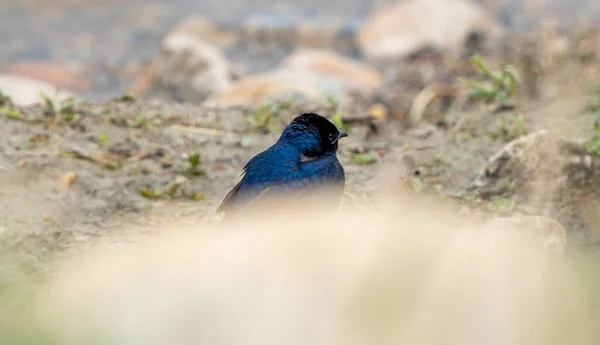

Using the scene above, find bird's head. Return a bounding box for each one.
[279,113,348,156]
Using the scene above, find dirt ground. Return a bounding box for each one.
[0,97,380,284]
[1,66,600,288]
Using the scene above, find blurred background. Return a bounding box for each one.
[1,0,599,102]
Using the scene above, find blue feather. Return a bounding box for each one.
[217,113,347,216]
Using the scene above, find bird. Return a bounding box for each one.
[216,112,348,221]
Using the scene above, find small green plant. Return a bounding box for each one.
[328,97,349,132]
[98,134,109,147]
[41,92,78,120]
[332,107,347,132]
[139,177,185,199]
[180,153,205,176]
[0,90,34,122]
[464,55,520,105]
[250,105,276,131]
[138,188,163,199]
[492,114,527,142]
[507,178,518,193]
[586,121,600,157]
[489,195,517,214]
[128,114,148,128]
[191,192,205,201]
[116,94,136,102]
[249,97,296,133]
[585,85,600,113]
[0,108,26,121]
[138,177,203,201]
[585,85,600,157]
[105,113,118,124]
[410,177,424,192]
[0,90,11,107]
[352,153,376,165]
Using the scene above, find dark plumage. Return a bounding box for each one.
[217,113,348,218]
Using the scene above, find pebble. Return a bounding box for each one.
[62,171,78,187]
[240,136,256,148]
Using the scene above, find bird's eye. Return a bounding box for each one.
[328,133,334,141]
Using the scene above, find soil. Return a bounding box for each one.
[0,98,383,284]
[1,67,599,287]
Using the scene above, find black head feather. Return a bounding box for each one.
[280,113,348,155]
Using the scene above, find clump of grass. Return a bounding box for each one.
[41,92,80,122]
[585,86,600,157]
[98,134,109,147]
[0,108,27,121]
[463,55,520,106]
[410,177,424,192]
[352,153,377,165]
[180,153,205,177]
[105,113,118,124]
[585,121,600,157]
[585,85,600,113]
[492,114,528,142]
[0,90,34,122]
[115,94,136,102]
[139,176,187,199]
[127,114,148,128]
[488,195,517,214]
[138,176,204,201]
[0,90,12,107]
[328,97,349,132]
[249,97,296,133]
[139,153,206,200]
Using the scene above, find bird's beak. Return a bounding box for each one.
[332,131,348,144]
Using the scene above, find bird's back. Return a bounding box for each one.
[217,143,345,218]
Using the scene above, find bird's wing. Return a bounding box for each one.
[216,179,244,214]
[216,151,268,214]
[217,152,344,216]
[217,181,278,215]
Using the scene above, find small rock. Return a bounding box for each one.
[240,136,256,148]
[203,70,324,108]
[468,130,569,205]
[147,17,237,103]
[0,75,75,106]
[6,61,91,93]
[43,213,56,223]
[205,49,384,108]
[469,130,600,244]
[62,171,77,187]
[278,48,383,90]
[367,103,388,122]
[357,0,502,60]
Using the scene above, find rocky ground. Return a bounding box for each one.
[2,0,600,339]
[2,59,600,282]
